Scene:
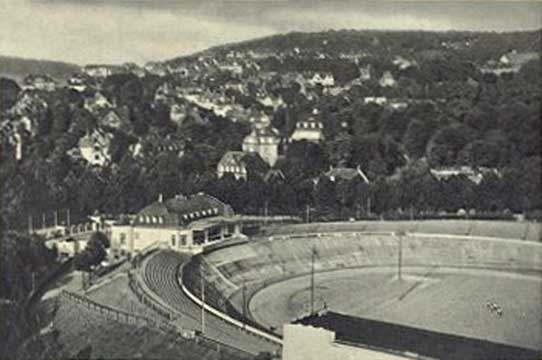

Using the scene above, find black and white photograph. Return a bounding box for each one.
[1,1,541,359]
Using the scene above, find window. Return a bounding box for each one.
[120,233,126,245]
[171,234,176,246]
[159,217,164,224]
[152,216,157,224]
[146,216,150,223]
[179,235,187,246]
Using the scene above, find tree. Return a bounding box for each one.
[426,123,475,166]
[402,118,437,159]
[0,77,21,112]
[325,132,352,166]
[74,232,108,271]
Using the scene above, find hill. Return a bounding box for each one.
[175,29,541,63]
[0,55,80,84]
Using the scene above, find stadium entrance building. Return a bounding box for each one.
[110,193,243,255]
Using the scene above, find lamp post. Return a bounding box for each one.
[310,246,317,315]
[200,268,205,334]
[396,230,405,281]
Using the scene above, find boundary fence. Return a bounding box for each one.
[59,290,252,359]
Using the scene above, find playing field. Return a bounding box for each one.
[249,266,542,351]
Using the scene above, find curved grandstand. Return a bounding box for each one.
[137,249,280,355]
[182,220,542,356]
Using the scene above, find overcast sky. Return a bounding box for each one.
[1,0,540,65]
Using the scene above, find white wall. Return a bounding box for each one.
[110,225,201,254]
[282,324,410,360]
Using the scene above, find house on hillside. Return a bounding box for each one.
[84,91,113,114]
[379,71,397,88]
[358,65,372,81]
[308,73,335,87]
[144,61,169,76]
[83,65,114,78]
[169,104,187,125]
[324,165,370,184]
[110,193,244,255]
[242,125,281,167]
[290,109,324,143]
[482,50,540,75]
[74,129,113,167]
[393,56,417,70]
[430,166,501,185]
[68,73,93,92]
[217,151,269,180]
[22,74,57,92]
[133,133,185,159]
[98,107,130,131]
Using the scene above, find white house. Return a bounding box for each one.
[290,109,324,143]
[110,193,244,255]
[242,126,280,167]
[77,129,113,167]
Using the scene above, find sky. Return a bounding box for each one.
[1,0,541,65]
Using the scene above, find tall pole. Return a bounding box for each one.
[310,247,315,315]
[397,231,403,281]
[264,200,268,225]
[242,279,247,318]
[54,211,58,227]
[42,213,46,229]
[306,205,310,223]
[200,269,205,334]
[28,215,33,234]
[67,208,71,227]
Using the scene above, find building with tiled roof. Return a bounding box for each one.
[110,193,242,255]
[217,151,269,180]
[290,109,324,143]
[74,129,113,167]
[242,126,280,166]
[324,166,370,184]
[22,74,57,92]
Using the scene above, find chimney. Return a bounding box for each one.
[158,194,163,203]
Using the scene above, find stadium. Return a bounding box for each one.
[28,216,541,360]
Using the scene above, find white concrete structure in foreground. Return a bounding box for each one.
[282,324,409,360]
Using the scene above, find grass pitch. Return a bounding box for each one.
[249,266,542,350]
